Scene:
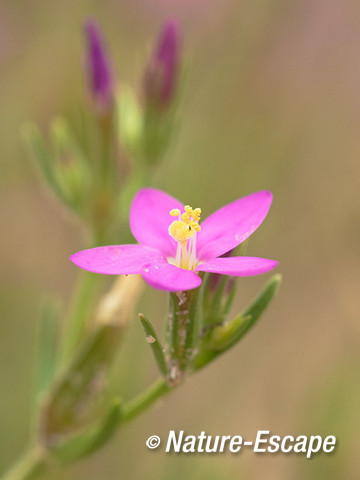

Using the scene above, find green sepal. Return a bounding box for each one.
[202,275,237,327]
[222,278,237,316]
[139,313,169,378]
[192,274,281,370]
[117,84,178,167]
[140,108,176,166]
[184,280,204,359]
[207,314,252,352]
[203,275,227,325]
[118,86,143,160]
[52,397,122,463]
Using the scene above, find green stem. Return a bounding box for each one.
[2,447,48,480]
[166,284,203,383]
[99,113,114,188]
[167,292,193,376]
[120,379,172,424]
[3,380,172,480]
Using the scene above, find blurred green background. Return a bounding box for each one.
[1,0,360,478]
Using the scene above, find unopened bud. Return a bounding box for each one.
[143,19,180,110]
[84,20,114,114]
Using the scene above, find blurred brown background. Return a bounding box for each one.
[1,0,360,479]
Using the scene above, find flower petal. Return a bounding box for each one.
[130,188,183,257]
[142,262,202,291]
[70,244,165,275]
[197,191,273,260]
[196,256,278,276]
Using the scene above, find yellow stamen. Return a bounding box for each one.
[170,209,181,217]
[190,221,201,232]
[168,204,202,270]
[192,208,201,222]
[181,212,191,223]
[168,220,195,242]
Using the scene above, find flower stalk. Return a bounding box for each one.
[166,290,194,383]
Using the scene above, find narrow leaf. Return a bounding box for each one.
[22,123,67,204]
[193,274,281,370]
[223,273,282,349]
[139,313,168,377]
[50,117,91,214]
[34,299,60,398]
[31,298,60,436]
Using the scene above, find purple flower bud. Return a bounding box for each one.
[143,19,181,110]
[84,20,113,113]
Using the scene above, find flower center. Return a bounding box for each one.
[168,205,201,270]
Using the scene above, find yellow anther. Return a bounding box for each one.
[169,220,196,242]
[168,204,202,248]
[192,208,201,222]
[190,221,201,232]
[182,212,191,223]
[170,209,180,217]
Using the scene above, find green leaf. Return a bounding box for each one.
[50,117,93,217]
[139,313,168,377]
[34,299,60,399]
[51,117,88,169]
[32,298,60,435]
[22,123,68,204]
[40,323,123,448]
[192,274,281,370]
[57,271,100,366]
[227,273,282,347]
[53,398,122,463]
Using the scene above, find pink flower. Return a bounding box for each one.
[70,188,278,292]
